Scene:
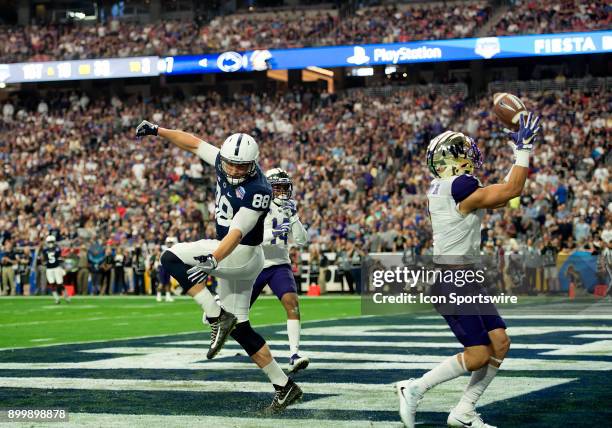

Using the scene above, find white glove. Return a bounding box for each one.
[187,254,218,284]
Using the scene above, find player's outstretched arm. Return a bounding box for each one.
[284,200,308,246]
[459,112,540,214]
[135,120,219,166]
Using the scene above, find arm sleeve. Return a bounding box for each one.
[195,141,220,166]
[289,219,308,247]
[451,175,481,203]
[229,207,265,237]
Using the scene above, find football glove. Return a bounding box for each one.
[136,120,159,137]
[187,254,218,285]
[504,112,540,152]
[272,221,291,239]
[282,199,298,218]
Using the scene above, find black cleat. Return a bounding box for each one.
[206,309,237,359]
[262,378,303,415]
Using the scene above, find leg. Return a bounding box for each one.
[7,269,15,296]
[398,314,494,428]
[344,270,355,293]
[1,267,8,295]
[159,269,173,302]
[125,268,134,293]
[249,267,273,308]
[76,269,85,295]
[160,242,240,359]
[100,271,108,295]
[230,320,302,413]
[266,265,306,368]
[46,268,60,303]
[450,318,509,427]
[57,269,69,302]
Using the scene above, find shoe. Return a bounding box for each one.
[287,354,310,374]
[262,378,303,415]
[54,299,60,305]
[156,294,162,302]
[396,379,423,428]
[206,309,237,359]
[165,293,174,302]
[448,408,496,428]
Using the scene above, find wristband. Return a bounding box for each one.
[515,150,530,168]
[210,255,218,270]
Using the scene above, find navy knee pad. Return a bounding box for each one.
[160,250,196,293]
[230,321,266,356]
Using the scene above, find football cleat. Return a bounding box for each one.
[396,379,423,428]
[262,378,303,415]
[448,408,496,428]
[156,294,162,302]
[287,354,310,374]
[206,309,237,359]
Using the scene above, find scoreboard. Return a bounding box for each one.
[0,57,158,84]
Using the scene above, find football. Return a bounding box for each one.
[493,92,528,130]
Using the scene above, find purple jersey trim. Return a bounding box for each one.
[451,174,480,203]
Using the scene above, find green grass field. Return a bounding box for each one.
[0,295,361,349]
[0,296,610,427]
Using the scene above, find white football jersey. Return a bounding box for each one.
[427,175,484,265]
[262,201,308,269]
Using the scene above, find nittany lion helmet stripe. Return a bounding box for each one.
[234,133,243,156]
[219,133,259,185]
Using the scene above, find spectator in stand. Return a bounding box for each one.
[123,248,134,293]
[1,241,17,295]
[113,247,126,294]
[0,82,608,296]
[76,245,89,295]
[0,2,492,63]
[495,0,610,36]
[540,237,560,292]
[99,246,114,295]
[16,247,33,295]
[133,247,146,295]
[88,241,105,294]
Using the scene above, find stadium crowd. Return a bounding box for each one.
[0,1,490,63]
[2,0,609,63]
[0,80,610,296]
[494,0,610,36]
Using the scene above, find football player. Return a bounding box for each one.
[42,236,69,304]
[251,168,309,373]
[397,113,540,428]
[136,120,302,413]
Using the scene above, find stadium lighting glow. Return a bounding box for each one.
[351,67,374,77]
[384,66,397,75]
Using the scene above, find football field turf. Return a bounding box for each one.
[0,296,611,427]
